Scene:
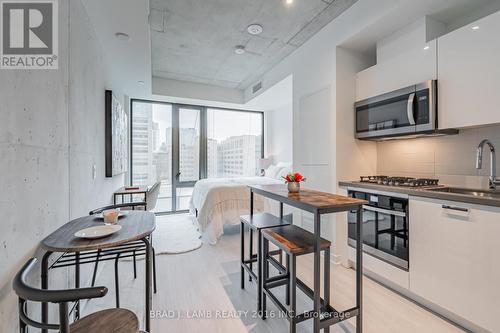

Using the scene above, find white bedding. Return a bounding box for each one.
[189,176,282,244]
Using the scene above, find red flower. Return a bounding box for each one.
[282,172,306,183]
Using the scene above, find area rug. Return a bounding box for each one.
[153,214,202,254]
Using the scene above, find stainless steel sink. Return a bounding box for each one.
[427,187,500,199]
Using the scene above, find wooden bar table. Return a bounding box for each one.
[40,211,155,332]
[249,184,367,333]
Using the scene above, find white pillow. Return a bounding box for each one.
[276,167,292,180]
[264,165,280,178]
[276,162,292,169]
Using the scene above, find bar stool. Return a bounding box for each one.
[240,213,291,314]
[261,225,331,333]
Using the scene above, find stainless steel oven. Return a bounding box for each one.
[348,190,409,270]
[355,80,437,140]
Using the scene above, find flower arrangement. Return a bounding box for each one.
[282,172,306,183]
[282,172,306,193]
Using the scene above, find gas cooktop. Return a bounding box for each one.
[359,175,439,187]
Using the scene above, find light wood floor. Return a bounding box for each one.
[84,217,465,333]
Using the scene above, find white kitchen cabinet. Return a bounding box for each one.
[356,39,437,101]
[409,197,500,331]
[438,10,500,129]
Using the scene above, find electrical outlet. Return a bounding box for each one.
[92,165,97,180]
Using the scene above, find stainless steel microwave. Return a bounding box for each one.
[355,80,441,140]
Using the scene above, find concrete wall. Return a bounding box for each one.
[0,1,124,330]
[0,1,70,329]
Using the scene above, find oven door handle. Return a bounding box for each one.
[362,205,406,217]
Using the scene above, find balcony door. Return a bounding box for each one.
[172,105,202,211]
[131,101,202,214]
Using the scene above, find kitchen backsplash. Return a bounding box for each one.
[377,124,500,188]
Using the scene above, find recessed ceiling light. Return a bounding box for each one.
[247,24,263,35]
[285,0,293,4]
[423,45,430,50]
[472,25,480,30]
[115,32,130,41]
[234,45,246,55]
[138,80,145,86]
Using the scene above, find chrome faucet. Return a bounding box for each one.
[476,139,500,190]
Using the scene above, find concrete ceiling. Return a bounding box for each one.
[150,0,358,90]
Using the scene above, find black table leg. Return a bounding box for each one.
[249,229,253,282]
[250,190,254,216]
[356,207,363,333]
[262,237,269,320]
[257,230,262,315]
[324,246,330,333]
[114,253,121,308]
[75,252,80,320]
[142,237,152,332]
[279,202,284,265]
[41,251,52,333]
[313,211,321,333]
[240,222,245,289]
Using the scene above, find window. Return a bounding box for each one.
[207,108,263,178]
[131,101,263,213]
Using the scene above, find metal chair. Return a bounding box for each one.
[13,258,142,333]
[88,202,158,308]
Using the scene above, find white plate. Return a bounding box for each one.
[74,225,122,239]
[94,211,129,219]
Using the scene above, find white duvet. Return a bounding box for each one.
[189,176,282,244]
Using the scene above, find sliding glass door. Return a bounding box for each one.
[131,101,263,214]
[173,105,202,211]
[131,101,174,213]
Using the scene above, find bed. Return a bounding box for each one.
[190,163,293,244]
[189,176,283,244]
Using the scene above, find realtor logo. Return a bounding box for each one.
[1,0,58,69]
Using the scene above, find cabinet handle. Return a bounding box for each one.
[442,205,468,213]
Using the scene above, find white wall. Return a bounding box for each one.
[334,47,377,262]
[245,75,294,164]
[69,0,126,219]
[243,0,400,244]
[266,102,293,164]
[153,76,244,105]
[0,1,125,330]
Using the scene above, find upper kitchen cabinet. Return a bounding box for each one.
[438,11,500,129]
[356,40,437,102]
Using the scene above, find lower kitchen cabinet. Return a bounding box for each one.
[409,197,500,331]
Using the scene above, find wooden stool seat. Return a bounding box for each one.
[261,225,331,332]
[70,308,139,333]
[262,225,331,255]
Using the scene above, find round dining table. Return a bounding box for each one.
[40,211,156,332]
